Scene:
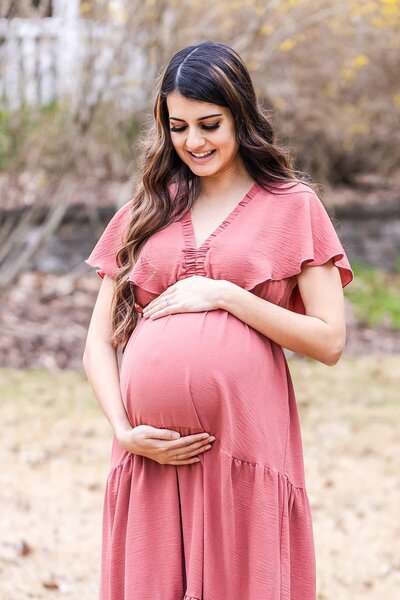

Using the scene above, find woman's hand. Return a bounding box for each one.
[117,425,216,465]
[142,275,227,320]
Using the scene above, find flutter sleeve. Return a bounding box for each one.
[84,200,132,279]
[286,190,354,315]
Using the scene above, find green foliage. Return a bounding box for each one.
[0,102,67,170]
[0,102,141,178]
[345,260,400,330]
[0,108,30,170]
[0,110,12,170]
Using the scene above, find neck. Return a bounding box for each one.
[198,160,254,200]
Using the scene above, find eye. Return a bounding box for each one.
[169,123,220,132]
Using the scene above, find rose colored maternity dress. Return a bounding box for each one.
[85,181,353,600]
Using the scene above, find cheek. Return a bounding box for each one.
[216,129,237,152]
[170,137,181,152]
[171,139,187,160]
[219,138,238,158]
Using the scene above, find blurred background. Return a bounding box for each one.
[0,1,399,598]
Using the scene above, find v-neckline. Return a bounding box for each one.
[181,181,261,252]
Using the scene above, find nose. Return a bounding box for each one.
[185,130,206,152]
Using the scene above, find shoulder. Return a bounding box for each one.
[264,180,320,202]
[255,181,326,224]
[113,199,133,219]
[103,200,133,233]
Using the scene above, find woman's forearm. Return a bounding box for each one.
[217,281,343,365]
[82,341,132,438]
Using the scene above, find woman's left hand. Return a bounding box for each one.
[142,275,228,320]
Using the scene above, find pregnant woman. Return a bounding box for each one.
[83,40,353,600]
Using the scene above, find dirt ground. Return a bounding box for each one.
[0,356,399,599]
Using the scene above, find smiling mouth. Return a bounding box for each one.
[187,149,216,159]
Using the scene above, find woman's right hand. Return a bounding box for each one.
[116,425,216,465]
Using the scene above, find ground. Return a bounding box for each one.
[0,356,399,599]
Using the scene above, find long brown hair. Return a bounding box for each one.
[112,40,318,350]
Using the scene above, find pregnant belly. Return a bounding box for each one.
[119,309,278,435]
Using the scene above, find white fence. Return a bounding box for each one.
[0,17,148,112]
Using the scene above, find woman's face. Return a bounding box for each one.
[166,91,240,177]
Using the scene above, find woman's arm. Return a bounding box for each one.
[217,259,346,366]
[82,276,132,438]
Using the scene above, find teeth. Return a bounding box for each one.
[190,150,214,157]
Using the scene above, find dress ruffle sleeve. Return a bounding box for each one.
[84,200,132,280]
[285,190,354,315]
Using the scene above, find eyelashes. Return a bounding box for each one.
[169,123,221,133]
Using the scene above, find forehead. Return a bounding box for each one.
[166,92,228,119]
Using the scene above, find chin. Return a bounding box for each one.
[188,161,221,173]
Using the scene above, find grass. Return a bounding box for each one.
[345,260,400,330]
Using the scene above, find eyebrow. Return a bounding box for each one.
[168,113,223,122]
